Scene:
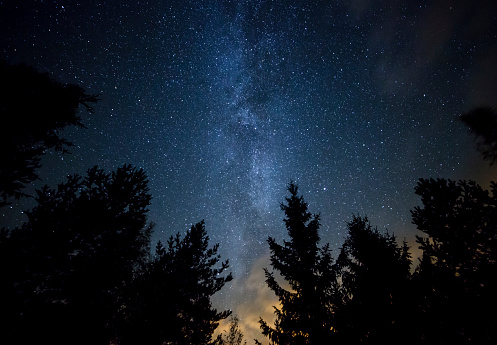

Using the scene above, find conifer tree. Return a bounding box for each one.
[333,216,412,345]
[411,178,497,344]
[259,182,335,345]
[0,60,98,206]
[119,221,233,345]
[0,165,152,345]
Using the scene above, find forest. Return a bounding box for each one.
[1,61,496,345]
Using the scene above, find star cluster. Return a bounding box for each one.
[2,0,497,341]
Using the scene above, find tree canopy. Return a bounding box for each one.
[460,106,497,164]
[0,164,153,345]
[411,178,497,344]
[215,316,247,345]
[2,59,497,345]
[118,221,233,345]
[0,60,99,206]
[333,216,412,345]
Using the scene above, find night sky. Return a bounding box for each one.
[2,0,497,341]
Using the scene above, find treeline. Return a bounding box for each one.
[0,166,232,345]
[0,61,232,345]
[258,179,497,345]
[1,61,496,345]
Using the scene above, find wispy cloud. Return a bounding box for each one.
[215,254,280,344]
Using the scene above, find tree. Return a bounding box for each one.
[215,316,247,345]
[411,178,497,344]
[460,106,497,164]
[0,164,153,345]
[119,221,233,345]
[0,60,99,206]
[259,182,335,345]
[333,216,412,345]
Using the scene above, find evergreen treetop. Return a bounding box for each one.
[259,182,334,345]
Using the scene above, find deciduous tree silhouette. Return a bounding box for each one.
[0,164,152,345]
[119,221,233,345]
[259,182,335,345]
[411,178,497,344]
[215,316,247,345]
[333,216,412,345]
[0,60,99,206]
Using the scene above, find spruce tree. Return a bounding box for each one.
[259,182,335,345]
[333,216,412,345]
[119,221,233,345]
[0,165,152,345]
[411,178,497,344]
[0,60,98,206]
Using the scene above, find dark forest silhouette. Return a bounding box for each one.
[216,316,247,345]
[0,60,99,207]
[0,165,153,344]
[1,61,497,345]
[460,106,497,164]
[258,182,334,344]
[118,221,233,345]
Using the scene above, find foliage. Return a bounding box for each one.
[0,60,99,206]
[119,220,233,345]
[259,182,335,345]
[333,215,412,345]
[3,57,497,345]
[460,106,497,164]
[215,316,247,345]
[411,178,497,344]
[0,164,152,345]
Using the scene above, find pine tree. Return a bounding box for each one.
[411,178,497,344]
[0,60,98,206]
[119,221,233,345]
[259,182,335,345]
[333,216,412,345]
[0,165,152,345]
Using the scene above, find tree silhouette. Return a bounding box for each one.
[119,221,233,345]
[215,316,247,345]
[0,60,99,206]
[259,182,335,345]
[411,178,497,344]
[0,164,152,345]
[333,215,412,345]
[460,106,497,164]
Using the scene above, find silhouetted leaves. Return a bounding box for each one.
[411,178,497,344]
[119,221,233,345]
[215,316,247,345]
[0,164,152,345]
[0,60,99,206]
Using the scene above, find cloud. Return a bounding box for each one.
[469,45,497,108]
[359,1,497,98]
[214,254,280,344]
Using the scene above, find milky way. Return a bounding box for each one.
[1,0,497,341]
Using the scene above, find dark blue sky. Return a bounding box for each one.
[2,0,496,340]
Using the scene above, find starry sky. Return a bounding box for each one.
[2,0,497,341]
